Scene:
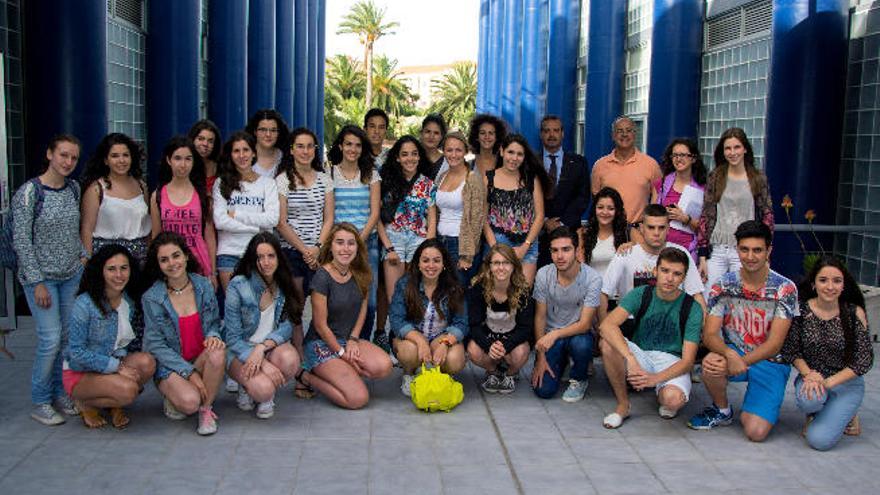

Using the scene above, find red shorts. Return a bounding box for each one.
[62,369,87,396]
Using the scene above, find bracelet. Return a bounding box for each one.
[385,246,396,253]
[523,239,532,247]
[348,336,360,341]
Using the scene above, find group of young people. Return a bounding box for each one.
[10,107,872,451]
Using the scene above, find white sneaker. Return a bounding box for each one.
[400,374,413,397]
[226,377,240,393]
[256,397,275,419]
[237,388,255,411]
[562,379,588,403]
[658,405,677,419]
[197,406,218,436]
[163,398,186,420]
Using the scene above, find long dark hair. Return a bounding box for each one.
[404,239,463,322]
[80,133,144,190]
[245,108,291,155]
[582,187,629,265]
[798,256,866,365]
[155,136,209,233]
[660,137,707,186]
[327,125,373,185]
[218,131,257,200]
[708,127,768,203]
[494,133,552,196]
[77,244,137,316]
[468,114,507,154]
[281,127,324,191]
[233,232,303,325]
[380,136,431,224]
[143,232,203,286]
[187,119,222,163]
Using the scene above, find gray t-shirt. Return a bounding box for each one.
[711,177,754,247]
[532,263,602,332]
[305,267,365,342]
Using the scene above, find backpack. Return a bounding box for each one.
[0,178,79,272]
[629,286,696,342]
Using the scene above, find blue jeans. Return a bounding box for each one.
[362,232,379,341]
[534,332,594,399]
[796,375,865,451]
[24,267,83,404]
[437,234,481,287]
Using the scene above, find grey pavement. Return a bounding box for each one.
[1,322,879,495]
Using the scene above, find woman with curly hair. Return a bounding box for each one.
[467,243,533,394]
[188,119,222,191]
[80,133,151,265]
[782,256,873,450]
[389,239,467,396]
[245,108,290,179]
[65,245,155,429]
[652,138,707,258]
[579,187,629,277]
[468,113,507,177]
[299,223,393,409]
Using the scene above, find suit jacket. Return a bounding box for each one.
[545,150,589,228]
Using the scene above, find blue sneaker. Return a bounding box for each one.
[688,404,733,430]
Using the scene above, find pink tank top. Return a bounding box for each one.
[160,186,212,276]
[178,312,205,362]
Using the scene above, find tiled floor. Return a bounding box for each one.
[1,325,878,494]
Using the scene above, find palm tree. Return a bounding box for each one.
[325,54,366,103]
[336,0,399,107]
[371,55,417,117]
[429,61,477,130]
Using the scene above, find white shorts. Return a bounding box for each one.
[625,340,692,400]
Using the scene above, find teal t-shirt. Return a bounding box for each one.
[618,286,702,357]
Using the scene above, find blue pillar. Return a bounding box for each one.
[208,0,248,140]
[477,0,491,113]
[293,0,309,128]
[646,0,703,159]
[276,0,295,125]
[520,0,549,150]
[584,0,626,169]
[547,0,581,151]
[306,0,319,133]
[146,0,200,188]
[765,0,848,278]
[486,0,504,115]
[24,0,107,177]
[315,0,326,146]
[500,0,523,130]
[248,0,276,114]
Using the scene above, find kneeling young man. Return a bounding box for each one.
[599,248,703,428]
[531,227,602,402]
[687,221,798,441]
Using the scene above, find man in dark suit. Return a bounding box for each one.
[538,115,589,267]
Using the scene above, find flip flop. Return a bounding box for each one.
[844,415,861,436]
[603,406,631,429]
[80,405,107,429]
[110,407,130,429]
[294,369,315,399]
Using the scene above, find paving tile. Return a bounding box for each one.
[369,461,442,495]
[580,461,667,494]
[292,462,369,495]
[439,463,519,495]
[215,464,297,495]
[712,459,804,491]
[567,437,642,464]
[631,437,704,464]
[515,462,596,495]
[647,460,728,492]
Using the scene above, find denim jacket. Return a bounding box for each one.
[66,292,139,373]
[142,273,222,379]
[224,273,292,362]
[389,275,468,343]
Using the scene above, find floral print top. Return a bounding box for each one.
[387,174,436,237]
[486,171,534,240]
[782,301,874,378]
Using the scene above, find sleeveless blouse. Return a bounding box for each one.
[486,171,534,240]
[159,186,212,276]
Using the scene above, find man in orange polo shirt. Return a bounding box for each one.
[590,116,661,226]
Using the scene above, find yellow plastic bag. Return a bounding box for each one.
[410,364,464,412]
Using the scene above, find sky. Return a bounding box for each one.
[325,0,480,68]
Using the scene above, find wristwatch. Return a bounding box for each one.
[337,346,345,357]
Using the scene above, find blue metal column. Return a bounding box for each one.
[293,0,309,127]
[146,0,200,188]
[315,0,327,145]
[547,0,581,150]
[24,0,107,177]
[276,0,295,125]
[765,0,848,278]
[500,0,523,129]
[306,0,319,133]
[208,0,248,140]
[584,0,626,169]
[477,0,491,113]
[486,0,504,115]
[646,0,703,159]
[520,0,549,150]
[248,0,276,113]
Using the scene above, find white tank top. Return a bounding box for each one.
[436,179,465,237]
[589,235,616,278]
[250,301,276,344]
[92,181,151,239]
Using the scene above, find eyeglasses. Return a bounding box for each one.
[257,127,279,134]
[490,260,513,267]
[671,153,694,160]
[614,128,636,135]
[292,144,317,151]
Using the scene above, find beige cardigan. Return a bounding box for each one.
[435,169,487,262]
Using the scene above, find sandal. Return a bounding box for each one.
[294,369,315,399]
[603,405,631,429]
[110,407,130,429]
[80,405,107,429]
[802,414,815,437]
[844,415,861,436]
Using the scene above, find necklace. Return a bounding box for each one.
[167,277,191,296]
[331,261,350,277]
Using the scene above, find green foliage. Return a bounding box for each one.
[371,55,417,117]
[428,62,477,131]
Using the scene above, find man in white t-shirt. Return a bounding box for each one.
[599,204,705,333]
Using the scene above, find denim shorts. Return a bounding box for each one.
[283,248,317,295]
[488,231,538,264]
[727,344,791,425]
[385,228,426,263]
[216,254,241,273]
[303,337,347,371]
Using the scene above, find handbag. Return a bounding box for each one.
[410,364,464,412]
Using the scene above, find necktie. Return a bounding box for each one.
[549,154,558,184]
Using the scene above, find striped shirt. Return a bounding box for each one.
[276,171,333,248]
[329,165,379,232]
